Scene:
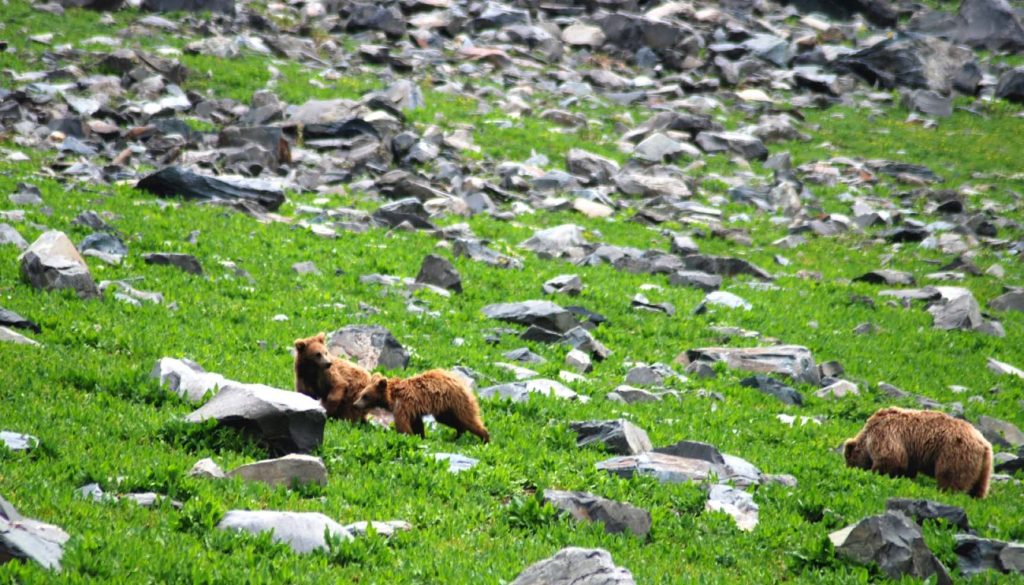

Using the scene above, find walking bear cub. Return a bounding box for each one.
[293,332,371,422]
[843,407,992,498]
[353,369,489,443]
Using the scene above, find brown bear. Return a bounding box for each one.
[293,332,372,422]
[843,407,993,498]
[353,369,489,443]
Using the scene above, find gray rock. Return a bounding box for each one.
[597,452,714,484]
[997,67,1024,103]
[901,90,953,118]
[562,326,611,360]
[453,238,523,270]
[0,327,40,346]
[854,269,915,286]
[151,357,230,403]
[912,0,1024,52]
[829,512,951,584]
[566,149,619,185]
[19,231,99,298]
[481,301,579,334]
[327,325,409,370]
[740,375,804,406]
[137,166,283,211]
[9,183,42,206]
[990,292,1024,313]
[227,454,328,487]
[189,457,226,479]
[520,224,586,259]
[835,34,976,95]
[478,379,580,402]
[668,271,722,292]
[632,133,698,163]
[342,520,411,538]
[143,253,203,276]
[0,431,38,453]
[885,499,969,532]
[680,254,773,280]
[543,274,583,296]
[686,346,820,386]
[744,34,791,67]
[955,534,1024,576]
[988,358,1024,379]
[542,490,651,537]
[184,384,326,455]
[624,365,663,387]
[509,547,634,585]
[605,386,661,403]
[415,254,462,293]
[217,511,351,554]
[291,261,319,275]
[815,380,860,399]
[433,453,479,473]
[561,24,606,48]
[79,233,127,260]
[705,485,758,531]
[504,347,546,364]
[0,224,28,250]
[570,420,652,455]
[975,415,1024,448]
[565,349,592,373]
[695,131,768,161]
[654,441,763,487]
[0,495,69,571]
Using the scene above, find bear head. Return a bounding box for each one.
[295,332,332,369]
[353,374,389,410]
[843,438,872,469]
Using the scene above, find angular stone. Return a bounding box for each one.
[151,357,231,403]
[697,291,751,312]
[143,253,203,276]
[542,490,651,537]
[605,386,661,403]
[19,231,99,298]
[912,0,1024,52]
[510,547,634,585]
[566,149,619,185]
[453,238,523,270]
[955,534,1024,576]
[901,90,953,118]
[227,454,327,487]
[815,380,860,399]
[668,271,721,292]
[415,254,461,293]
[327,325,409,370]
[0,327,39,346]
[0,224,28,250]
[184,384,326,455]
[695,131,768,161]
[624,365,663,387]
[481,301,579,334]
[854,269,915,286]
[686,346,819,386]
[740,375,804,406]
[565,349,592,373]
[680,254,772,280]
[990,292,1024,313]
[885,498,969,532]
[137,166,284,211]
[217,511,351,554]
[189,457,226,479]
[975,416,1024,448]
[519,224,586,259]
[830,512,951,584]
[0,495,68,571]
[142,0,234,14]
[597,452,715,484]
[988,358,1024,379]
[705,485,758,531]
[997,67,1024,103]
[561,24,606,48]
[835,35,976,95]
[0,431,38,453]
[569,420,652,455]
[543,274,583,296]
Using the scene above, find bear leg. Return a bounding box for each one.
[394,412,416,436]
[464,419,490,443]
[411,416,426,438]
[434,411,466,438]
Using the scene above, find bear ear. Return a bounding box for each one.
[375,376,388,393]
[315,332,326,342]
[843,439,857,458]
[294,339,307,351]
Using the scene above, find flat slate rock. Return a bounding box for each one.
[854,269,915,286]
[0,431,39,452]
[143,253,203,275]
[654,441,763,487]
[679,254,773,280]
[519,224,586,258]
[705,485,758,531]
[184,384,326,455]
[510,547,635,585]
[481,301,579,334]
[830,512,951,584]
[885,498,969,532]
[327,325,409,370]
[685,346,820,386]
[226,454,328,487]
[217,511,352,554]
[955,534,1024,575]
[0,327,39,346]
[596,452,714,484]
[989,291,1024,313]
[542,490,651,537]
[137,166,284,211]
[740,375,804,406]
[569,420,652,455]
[0,308,40,334]
[19,231,99,298]
[0,495,69,571]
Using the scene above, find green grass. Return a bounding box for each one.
[2,0,1024,583]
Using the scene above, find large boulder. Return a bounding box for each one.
[0,495,69,571]
[835,34,978,95]
[19,231,99,299]
[481,301,579,334]
[151,357,228,403]
[510,547,635,585]
[829,512,951,584]
[911,0,1024,52]
[569,420,652,455]
[684,346,820,386]
[226,454,328,487]
[542,490,651,537]
[184,384,326,455]
[327,325,409,370]
[955,535,1024,576]
[217,511,351,554]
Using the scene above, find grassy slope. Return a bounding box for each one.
[1,1,1024,583]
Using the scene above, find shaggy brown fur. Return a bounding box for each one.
[353,369,489,443]
[843,407,993,498]
[294,332,372,422]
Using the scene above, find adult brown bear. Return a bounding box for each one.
[843,407,992,498]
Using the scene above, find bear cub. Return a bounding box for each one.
[843,407,992,498]
[353,369,489,443]
[294,332,372,422]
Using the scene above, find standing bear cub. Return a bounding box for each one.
[353,369,489,443]
[294,332,372,422]
[843,407,992,498]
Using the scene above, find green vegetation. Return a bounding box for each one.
[1,0,1023,583]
